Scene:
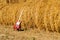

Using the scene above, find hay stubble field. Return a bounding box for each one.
[0,0,60,40]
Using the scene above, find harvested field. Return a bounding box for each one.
[0,0,60,40]
[0,25,60,40]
